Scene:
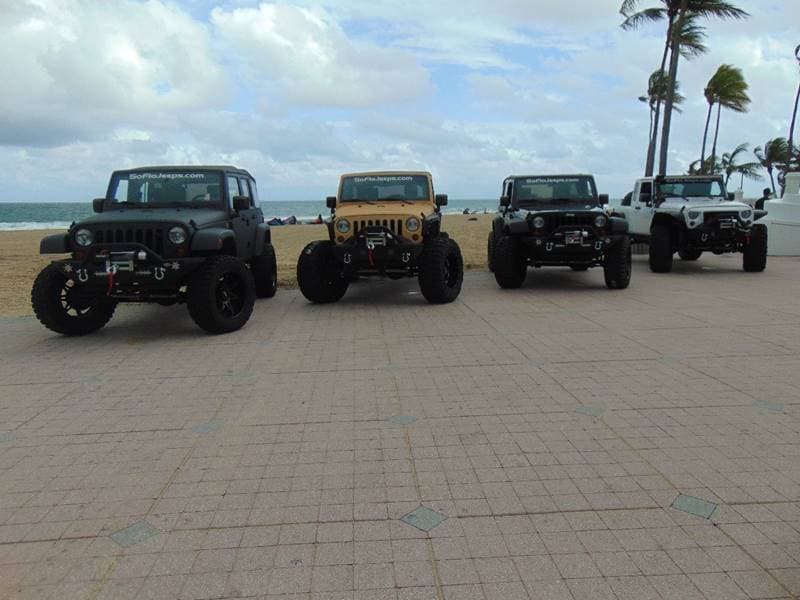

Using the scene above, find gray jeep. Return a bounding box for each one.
[32,166,277,335]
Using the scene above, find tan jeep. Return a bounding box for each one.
[297,171,463,303]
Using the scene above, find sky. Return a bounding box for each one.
[0,0,797,202]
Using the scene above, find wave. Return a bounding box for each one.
[0,222,74,231]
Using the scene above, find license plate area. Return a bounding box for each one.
[565,231,583,245]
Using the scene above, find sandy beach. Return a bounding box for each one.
[0,214,493,317]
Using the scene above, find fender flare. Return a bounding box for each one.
[40,233,70,254]
[254,223,270,255]
[191,228,236,253]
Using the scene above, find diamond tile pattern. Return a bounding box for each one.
[110,520,159,547]
[672,494,718,519]
[400,506,447,532]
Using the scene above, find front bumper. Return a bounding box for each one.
[685,222,751,250]
[331,229,424,274]
[56,244,203,300]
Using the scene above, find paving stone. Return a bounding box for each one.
[191,422,221,435]
[575,405,605,417]
[390,415,417,426]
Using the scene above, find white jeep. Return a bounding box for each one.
[612,175,768,273]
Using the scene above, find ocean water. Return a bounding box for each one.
[0,200,500,230]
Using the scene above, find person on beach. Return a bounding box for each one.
[755,188,772,210]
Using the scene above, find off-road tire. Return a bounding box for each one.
[297,240,348,303]
[493,235,527,289]
[649,224,673,273]
[678,247,703,261]
[743,224,768,272]
[187,256,256,334]
[251,243,278,298]
[31,263,116,336]
[604,237,632,290]
[570,265,589,272]
[418,236,464,304]
[487,231,496,272]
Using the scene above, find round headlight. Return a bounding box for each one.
[336,219,351,234]
[532,216,546,229]
[406,217,421,232]
[74,228,93,247]
[687,210,701,220]
[594,215,608,228]
[740,210,752,220]
[168,226,187,245]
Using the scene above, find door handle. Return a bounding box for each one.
[634,206,641,210]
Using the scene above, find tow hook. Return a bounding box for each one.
[77,268,89,283]
[401,252,411,264]
[594,241,603,251]
[701,233,709,242]
[546,242,554,252]
[343,253,351,264]
[154,267,165,281]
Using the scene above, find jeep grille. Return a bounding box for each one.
[93,227,166,255]
[704,212,738,224]
[353,219,404,238]
[543,213,596,229]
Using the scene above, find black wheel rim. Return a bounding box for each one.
[59,280,95,319]
[216,273,246,318]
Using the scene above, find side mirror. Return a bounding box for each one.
[326,196,337,209]
[640,193,652,205]
[93,198,105,213]
[499,195,511,207]
[598,193,609,205]
[727,192,735,201]
[233,195,251,212]
[435,194,448,207]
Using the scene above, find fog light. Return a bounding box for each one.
[137,251,147,261]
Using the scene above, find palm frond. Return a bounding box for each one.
[621,7,667,30]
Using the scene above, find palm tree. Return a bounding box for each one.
[700,65,750,173]
[640,71,685,158]
[620,0,748,175]
[719,144,762,188]
[688,157,718,175]
[755,138,790,195]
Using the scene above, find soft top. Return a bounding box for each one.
[117,165,253,177]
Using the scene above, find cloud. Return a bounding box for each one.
[0,0,227,147]
[211,3,432,107]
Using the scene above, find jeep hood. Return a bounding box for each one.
[335,202,433,219]
[659,197,751,212]
[75,207,229,229]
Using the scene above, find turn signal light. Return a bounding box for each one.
[412,234,419,241]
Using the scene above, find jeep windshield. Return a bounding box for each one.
[107,171,225,207]
[657,179,725,199]
[514,176,598,209]
[340,175,430,203]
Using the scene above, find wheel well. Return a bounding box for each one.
[221,238,237,256]
[651,214,680,234]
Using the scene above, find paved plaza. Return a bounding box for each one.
[1,255,799,600]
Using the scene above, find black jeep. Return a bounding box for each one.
[32,166,277,335]
[488,175,631,289]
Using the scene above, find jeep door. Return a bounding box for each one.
[226,174,259,258]
[629,180,655,237]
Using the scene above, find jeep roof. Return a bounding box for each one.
[117,165,253,177]
[340,170,432,178]
[506,173,595,179]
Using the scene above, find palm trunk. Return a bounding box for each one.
[768,167,776,195]
[740,171,744,189]
[700,102,714,174]
[645,15,675,177]
[658,0,688,176]
[710,103,722,173]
